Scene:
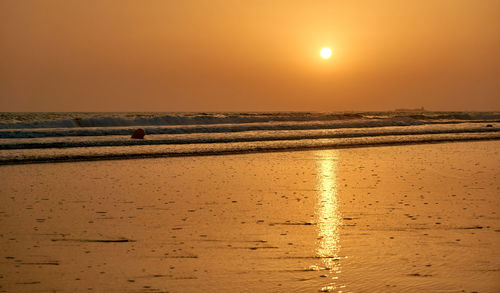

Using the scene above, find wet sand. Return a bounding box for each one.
[0,141,499,292]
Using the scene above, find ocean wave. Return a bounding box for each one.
[1,117,498,139]
[1,132,498,165]
[0,111,498,129]
[0,124,497,150]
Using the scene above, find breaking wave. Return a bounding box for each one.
[0,111,499,129]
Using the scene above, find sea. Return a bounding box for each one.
[0,111,499,164]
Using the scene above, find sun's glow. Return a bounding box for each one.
[320,47,332,59]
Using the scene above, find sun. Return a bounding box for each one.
[320,47,332,59]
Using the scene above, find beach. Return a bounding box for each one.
[0,140,499,292]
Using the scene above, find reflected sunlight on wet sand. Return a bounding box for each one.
[0,141,499,292]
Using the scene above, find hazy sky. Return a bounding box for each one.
[1,0,499,112]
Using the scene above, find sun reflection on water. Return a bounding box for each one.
[316,151,343,292]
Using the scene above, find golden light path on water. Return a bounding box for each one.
[316,151,344,292]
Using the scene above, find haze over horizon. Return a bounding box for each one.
[1,0,499,112]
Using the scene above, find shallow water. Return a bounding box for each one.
[0,141,499,292]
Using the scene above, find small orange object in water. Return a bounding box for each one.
[131,128,145,139]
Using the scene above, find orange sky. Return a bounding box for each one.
[1,0,499,112]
